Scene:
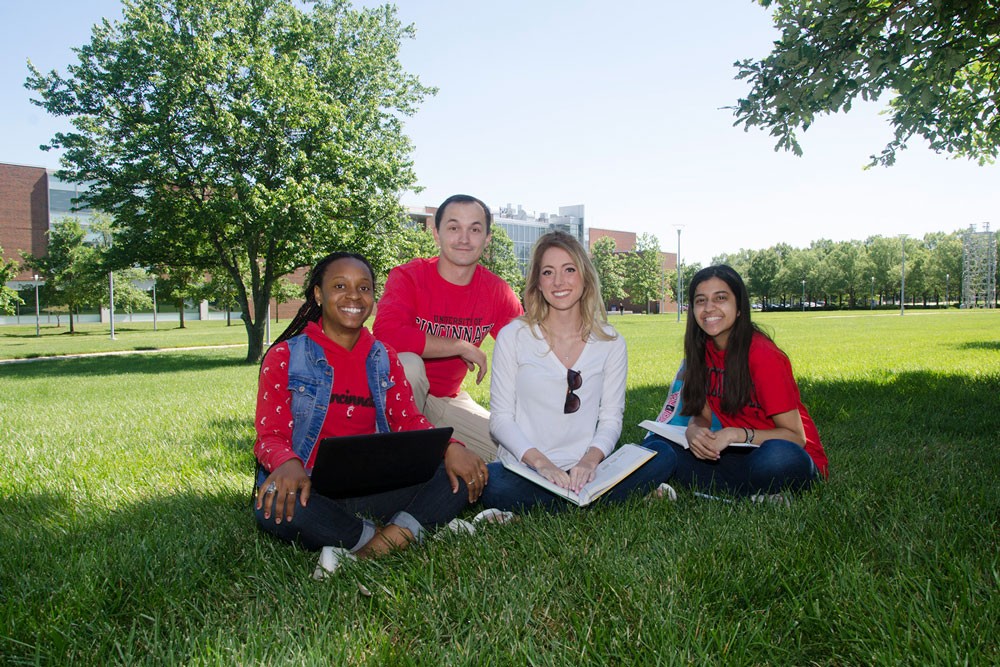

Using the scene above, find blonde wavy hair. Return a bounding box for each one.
[522,231,614,342]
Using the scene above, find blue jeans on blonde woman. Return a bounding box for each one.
[642,433,817,497]
[481,447,677,513]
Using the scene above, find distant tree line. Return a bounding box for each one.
[710,230,998,310]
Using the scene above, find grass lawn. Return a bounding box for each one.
[1,310,997,665]
[0,320,252,361]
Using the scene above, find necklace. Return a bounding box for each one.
[545,328,585,362]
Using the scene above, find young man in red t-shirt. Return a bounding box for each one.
[374,194,523,462]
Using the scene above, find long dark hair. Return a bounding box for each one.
[679,264,772,417]
[270,251,377,349]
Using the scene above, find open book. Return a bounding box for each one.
[639,420,758,449]
[500,444,656,507]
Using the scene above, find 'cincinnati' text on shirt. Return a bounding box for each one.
[329,390,375,408]
[415,315,493,344]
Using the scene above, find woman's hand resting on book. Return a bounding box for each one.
[567,447,605,492]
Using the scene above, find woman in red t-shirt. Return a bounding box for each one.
[656,265,827,500]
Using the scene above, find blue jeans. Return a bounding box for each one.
[254,462,469,551]
[642,433,817,497]
[481,447,677,513]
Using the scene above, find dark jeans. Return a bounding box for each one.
[642,433,817,497]
[481,446,677,513]
[254,462,469,551]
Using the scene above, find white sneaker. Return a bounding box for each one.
[433,517,477,541]
[472,508,516,524]
[653,483,678,501]
[750,493,791,507]
[313,546,356,580]
[445,518,477,535]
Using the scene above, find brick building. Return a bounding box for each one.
[589,227,678,313]
[0,163,51,281]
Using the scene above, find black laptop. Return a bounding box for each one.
[309,427,454,499]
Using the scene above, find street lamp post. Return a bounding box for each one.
[801,279,806,312]
[675,225,683,323]
[945,273,950,308]
[33,274,40,337]
[870,276,875,310]
[109,271,116,340]
[152,279,158,331]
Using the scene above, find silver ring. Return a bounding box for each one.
[265,482,277,494]
[287,490,296,495]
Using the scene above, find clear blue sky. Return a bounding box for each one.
[2,0,996,265]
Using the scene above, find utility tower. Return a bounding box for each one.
[961,223,996,308]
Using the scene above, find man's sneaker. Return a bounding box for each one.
[433,518,477,541]
[750,492,791,507]
[313,546,356,580]
[472,508,516,524]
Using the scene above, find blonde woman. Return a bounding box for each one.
[482,232,675,511]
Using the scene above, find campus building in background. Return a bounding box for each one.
[406,202,586,275]
[1,162,99,281]
[3,166,676,322]
[0,161,221,325]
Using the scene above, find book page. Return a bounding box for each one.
[639,419,758,449]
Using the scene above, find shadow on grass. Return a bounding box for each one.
[623,370,1000,448]
[0,325,181,340]
[0,351,249,378]
[956,340,1000,351]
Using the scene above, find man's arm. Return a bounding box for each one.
[372,264,427,355]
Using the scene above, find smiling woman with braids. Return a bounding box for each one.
[253,252,483,577]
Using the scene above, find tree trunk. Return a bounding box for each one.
[178,301,186,329]
[244,313,267,364]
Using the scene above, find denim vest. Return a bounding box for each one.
[255,333,393,485]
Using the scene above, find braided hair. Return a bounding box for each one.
[270,252,377,350]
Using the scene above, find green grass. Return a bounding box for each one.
[1,311,998,665]
[0,320,250,360]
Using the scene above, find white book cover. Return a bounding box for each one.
[500,443,656,507]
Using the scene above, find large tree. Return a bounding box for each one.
[624,233,666,314]
[591,236,626,310]
[21,218,103,333]
[27,0,433,362]
[733,0,1000,166]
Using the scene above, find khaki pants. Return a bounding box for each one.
[398,352,497,462]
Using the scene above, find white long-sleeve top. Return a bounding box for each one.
[489,318,627,470]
